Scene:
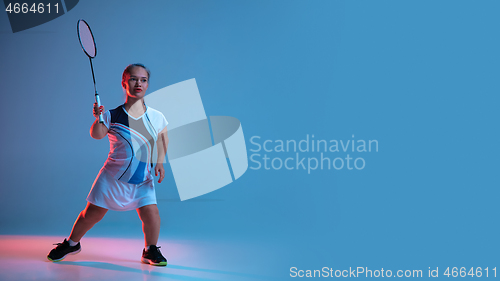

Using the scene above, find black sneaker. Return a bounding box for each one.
[47,239,81,262]
[141,245,167,266]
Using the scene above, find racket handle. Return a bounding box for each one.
[95,93,104,123]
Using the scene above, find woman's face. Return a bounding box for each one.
[123,66,149,99]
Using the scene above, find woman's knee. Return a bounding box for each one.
[82,203,107,223]
[138,205,160,223]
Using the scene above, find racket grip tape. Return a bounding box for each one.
[95,93,104,123]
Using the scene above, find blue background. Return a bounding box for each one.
[0,0,499,279]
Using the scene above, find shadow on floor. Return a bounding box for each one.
[58,261,268,280]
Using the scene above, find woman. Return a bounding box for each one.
[47,64,169,266]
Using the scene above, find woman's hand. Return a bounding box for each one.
[93,103,104,119]
[155,163,165,183]
[90,102,108,139]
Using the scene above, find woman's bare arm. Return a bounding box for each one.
[156,127,169,163]
[90,104,109,139]
[155,127,169,183]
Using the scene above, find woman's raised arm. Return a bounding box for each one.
[90,103,108,139]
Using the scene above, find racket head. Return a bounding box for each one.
[77,19,97,58]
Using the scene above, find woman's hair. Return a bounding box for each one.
[122,63,151,87]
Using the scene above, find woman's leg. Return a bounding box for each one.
[137,204,161,247]
[69,202,108,242]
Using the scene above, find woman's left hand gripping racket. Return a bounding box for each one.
[77,19,103,123]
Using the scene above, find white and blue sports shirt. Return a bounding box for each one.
[101,105,168,184]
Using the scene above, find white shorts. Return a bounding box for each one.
[86,168,156,211]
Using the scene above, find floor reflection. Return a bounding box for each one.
[0,235,271,281]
